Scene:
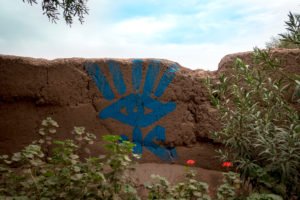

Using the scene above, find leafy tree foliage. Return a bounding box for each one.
[22,0,89,26]
[280,12,300,45]
[266,12,300,49]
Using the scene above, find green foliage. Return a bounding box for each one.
[146,169,281,200]
[279,12,300,46]
[266,12,300,49]
[265,36,299,49]
[217,172,241,200]
[246,193,283,200]
[0,117,286,199]
[146,168,211,200]
[206,48,300,199]
[0,117,139,200]
[22,0,89,25]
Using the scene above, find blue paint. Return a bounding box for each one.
[85,63,115,100]
[154,63,179,97]
[143,60,160,96]
[107,60,127,95]
[85,60,179,161]
[144,126,165,146]
[121,135,129,141]
[122,126,177,161]
[132,127,143,154]
[132,59,143,92]
[99,94,176,127]
[168,63,180,73]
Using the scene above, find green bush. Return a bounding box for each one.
[206,48,300,199]
[0,117,288,199]
[216,172,240,200]
[0,117,139,200]
[1,117,285,199]
[146,168,211,200]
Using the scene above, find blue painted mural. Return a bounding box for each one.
[84,59,179,161]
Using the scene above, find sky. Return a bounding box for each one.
[0,0,299,70]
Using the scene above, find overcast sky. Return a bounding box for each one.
[0,0,299,70]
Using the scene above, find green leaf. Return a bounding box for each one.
[70,154,79,160]
[73,126,85,135]
[12,152,22,162]
[124,155,131,162]
[188,185,197,190]
[39,128,46,136]
[71,173,83,181]
[49,128,57,134]
[73,166,81,172]
[103,135,121,142]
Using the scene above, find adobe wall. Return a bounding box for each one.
[0,49,299,170]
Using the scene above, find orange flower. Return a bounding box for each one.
[186,159,196,165]
[222,161,233,168]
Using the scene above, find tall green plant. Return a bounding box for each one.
[206,48,300,199]
[279,12,300,46]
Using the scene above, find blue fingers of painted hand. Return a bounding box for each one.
[85,60,127,100]
[84,59,179,161]
[85,59,178,103]
[85,62,115,100]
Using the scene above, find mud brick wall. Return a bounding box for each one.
[0,49,299,170]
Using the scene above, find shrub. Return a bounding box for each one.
[0,117,139,200]
[146,168,211,200]
[0,117,287,199]
[206,48,300,199]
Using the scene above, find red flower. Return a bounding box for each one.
[186,159,196,165]
[222,161,233,168]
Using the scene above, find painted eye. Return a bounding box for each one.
[99,94,176,127]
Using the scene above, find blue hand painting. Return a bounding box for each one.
[85,59,179,161]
